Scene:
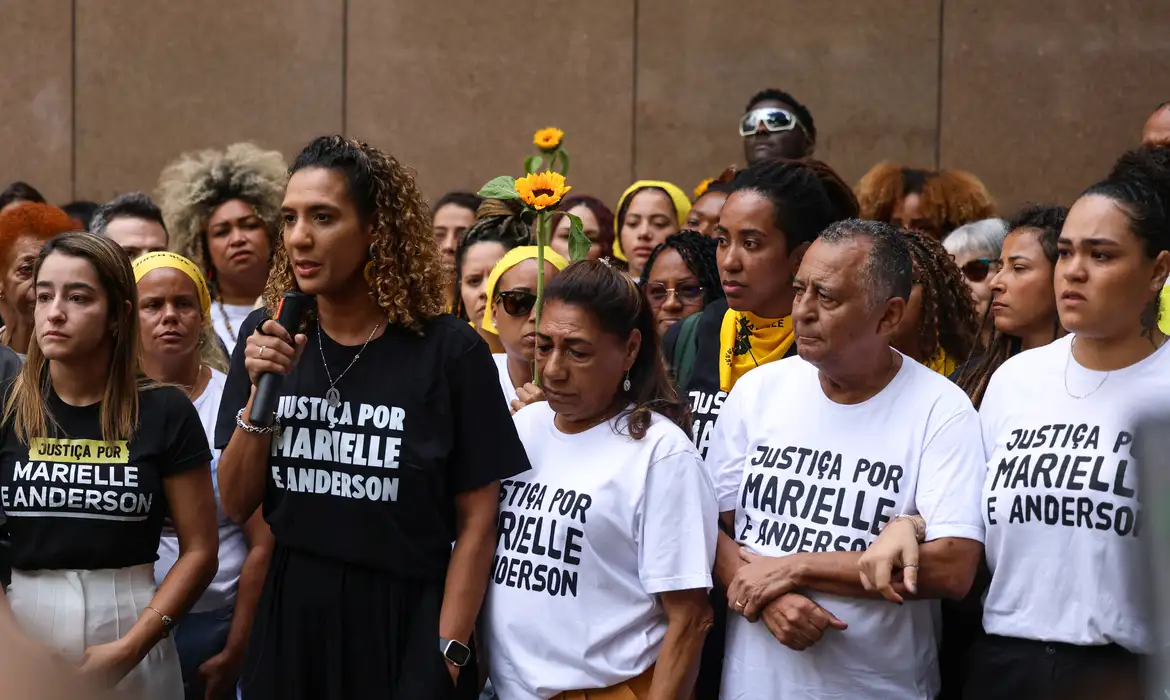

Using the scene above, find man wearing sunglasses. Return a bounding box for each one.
[741,88,817,166]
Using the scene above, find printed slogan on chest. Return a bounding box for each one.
[267,396,405,503]
[492,479,594,598]
[1,438,151,521]
[986,424,1141,538]
[738,444,903,554]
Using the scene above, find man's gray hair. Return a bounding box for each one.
[818,219,912,309]
[89,192,168,238]
[942,218,1007,260]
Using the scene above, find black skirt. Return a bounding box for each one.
[240,544,478,700]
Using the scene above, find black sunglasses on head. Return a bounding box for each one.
[960,258,995,283]
[495,290,538,317]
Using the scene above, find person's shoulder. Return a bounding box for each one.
[0,345,21,383]
[139,382,197,417]
[699,298,729,331]
[898,356,977,413]
[998,334,1069,378]
[410,314,485,356]
[732,353,812,396]
[640,411,702,455]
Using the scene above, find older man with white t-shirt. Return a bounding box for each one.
[706,219,986,699]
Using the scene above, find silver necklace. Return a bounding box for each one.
[317,322,381,409]
[1063,337,1109,399]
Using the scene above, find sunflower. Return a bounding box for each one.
[693,177,715,200]
[533,127,565,151]
[516,171,571,211]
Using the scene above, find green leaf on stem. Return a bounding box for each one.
[477,176,519,200]
[523,155,543,175]
[566,213,591,262]
[556,149,571,177]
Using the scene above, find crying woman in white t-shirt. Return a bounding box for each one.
[482,260,718,700]
[862,149,1170,700]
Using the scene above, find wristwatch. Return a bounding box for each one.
[439,637,471,667]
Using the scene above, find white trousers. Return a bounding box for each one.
[8,564,183,700]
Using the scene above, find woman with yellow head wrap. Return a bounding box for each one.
[481,245,569,408]
[613,181,691,280]
[133,250,271,700]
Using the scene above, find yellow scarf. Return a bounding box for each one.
[719,310,795,392]
[925,350,957,376]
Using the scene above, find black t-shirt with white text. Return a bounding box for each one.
[0,384,211,571]
[215,310,530,581]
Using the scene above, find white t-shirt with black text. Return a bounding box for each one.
[706,353,985,700]
[483,402,718,700]
[980,334,1170,652]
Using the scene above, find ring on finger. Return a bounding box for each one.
[735,599,746,609]
[902,564,918,568]
[258,345,267,359]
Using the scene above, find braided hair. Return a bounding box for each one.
[452,198,533,320]
[639,230,723,305]
[957,204,1067,408]
[900,229,979,364]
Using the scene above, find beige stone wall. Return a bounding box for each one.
[2,0,1168,213]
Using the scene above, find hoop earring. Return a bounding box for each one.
[622,370,631,393]
[364,243,377,285]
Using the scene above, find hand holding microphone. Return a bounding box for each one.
[246,292,311,427]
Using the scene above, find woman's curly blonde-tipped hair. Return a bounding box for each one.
[155,142,288,276]
[265,135,446,331]
[856,162,995,238]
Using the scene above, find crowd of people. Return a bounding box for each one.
[0,90,1167,700]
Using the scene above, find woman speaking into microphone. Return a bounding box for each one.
[215,135,529,700]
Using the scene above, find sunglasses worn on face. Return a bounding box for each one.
[960,258,994,283]
[645,282,704,307]
[496,290,537,317]
[739,108,804,138]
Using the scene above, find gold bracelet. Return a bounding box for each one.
[144,606,176,638]
[892,514,926,543]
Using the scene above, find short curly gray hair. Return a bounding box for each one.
[154,142,287,283]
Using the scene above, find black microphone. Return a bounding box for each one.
[249,292,311,427]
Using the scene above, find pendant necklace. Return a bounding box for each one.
[318,322,381,409]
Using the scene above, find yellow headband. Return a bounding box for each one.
[612,180,692,262]
[132,251,212,317]
[481,246,569,335]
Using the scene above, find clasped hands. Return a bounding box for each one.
[726,548,847,652]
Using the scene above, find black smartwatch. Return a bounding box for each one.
[439,637,471,667]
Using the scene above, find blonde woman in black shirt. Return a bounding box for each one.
[0,232,217,697]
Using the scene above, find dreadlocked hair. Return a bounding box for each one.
[266,135,446,331]
[156,142,287,293]
[728,158,857,251]
[856,162,996,238]
[901,229,979,364]
[639,230,723,305]
[957,204,1067,408]
[451,198,533,320]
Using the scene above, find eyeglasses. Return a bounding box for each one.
[739,108,806,138]
[959,258,994,283]
[495,290,537,317]
[645,282,704,307]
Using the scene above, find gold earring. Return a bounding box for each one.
[364,243,377,284]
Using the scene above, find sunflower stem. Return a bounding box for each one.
[533,211,547,386]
